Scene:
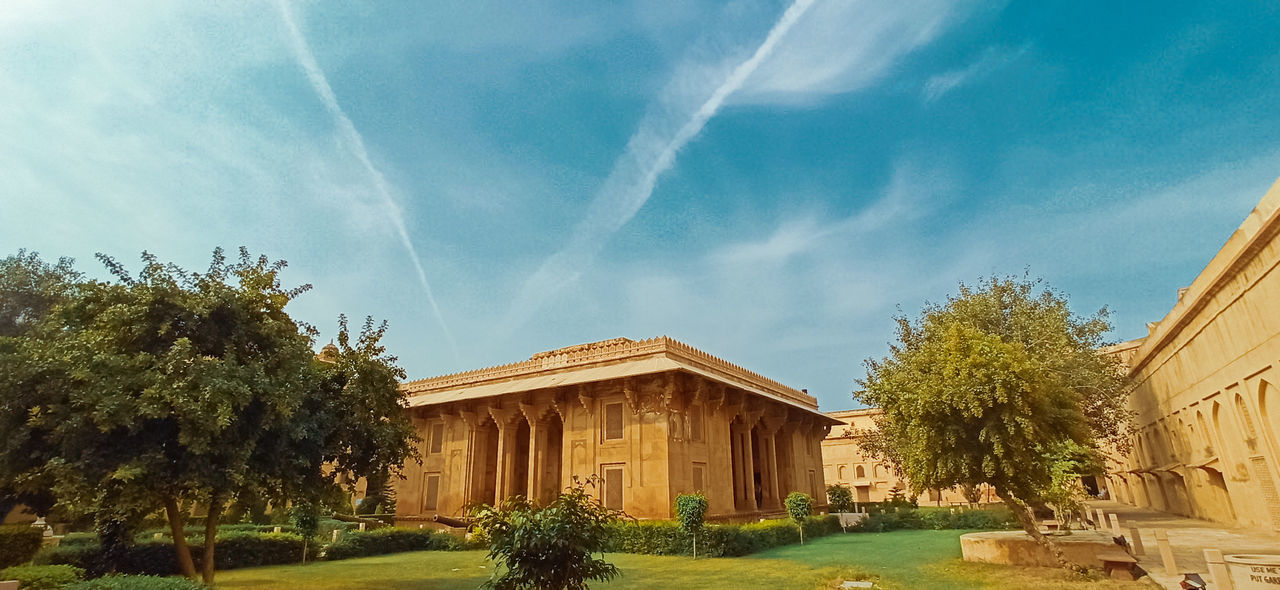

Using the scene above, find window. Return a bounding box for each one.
[688,405,703,442]
[423,473,441,511]
[602,464,625,510]
[603,402,624,441]
[838,465,847,481]
[692,462,706,492]
[429,422,444,454]
[855,465,865,479]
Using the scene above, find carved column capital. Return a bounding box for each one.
[489,406,519,429]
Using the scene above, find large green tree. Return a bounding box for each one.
[855,275,1129,566]
[0,248,419,584]
[0,250,82,518]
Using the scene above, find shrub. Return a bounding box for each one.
[605,515,841,557]
[826,485,855,514]
[322,528,462,560]
[34,531,314,577]
[784,492,814,544]
[849,506,1015,532]
[673,494,708,558]
[64,574,207,590]
[472,478,623,590]
[0,525,43,568]
[0,564,84,589]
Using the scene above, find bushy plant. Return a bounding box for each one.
[826,485,855,514]
[0,564,84,589]
[784,492,813,544]
[471,477,624,590]
[322,528,462,560]
[673,493,708,559]
[0,522,42,568]
[850,506,1016,533]
[0,524,44,568]
[604,515,841,557]
[64,574,208,590]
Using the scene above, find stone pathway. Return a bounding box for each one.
[1086,500,1280,588]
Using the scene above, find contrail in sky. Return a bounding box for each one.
[504,0,816,331]
[277,0,459,361]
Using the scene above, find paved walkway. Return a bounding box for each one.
[1086,500,1280,588]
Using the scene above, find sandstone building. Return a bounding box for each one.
[822,408,996,506]
[1102,178,1280,531]
[393,337,840,523]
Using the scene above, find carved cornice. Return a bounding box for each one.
[488,406,519,428]
[402,336,816,407]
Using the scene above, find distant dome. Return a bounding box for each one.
[318,341,339,363]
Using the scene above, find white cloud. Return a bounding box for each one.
[735,0,976,105]
[503,0,974,333]
[922,44,1028,103]
[277,0,458,361]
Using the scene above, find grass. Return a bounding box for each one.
[213,530,1148,589]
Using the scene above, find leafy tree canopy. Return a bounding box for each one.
[855,275,1129,565]
[0,248,419,583]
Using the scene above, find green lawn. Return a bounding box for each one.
[214,530,1145,590]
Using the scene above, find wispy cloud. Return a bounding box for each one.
[922,44,1028,103]
[503,0,977,333]
[735,0,976,105]
[277,0,458,361]
[502,0,818,331]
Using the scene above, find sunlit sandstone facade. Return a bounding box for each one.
[393,337,840,523]
[1102,178,1280,531]
[822,408,995,505]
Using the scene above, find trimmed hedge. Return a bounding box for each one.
[323,528,464,560]
[0,564,84,589]
[0,524,43,568]
[850,506,1016,532]
[605,515,842,557]
[35,531,314,577]
[64,575,207,590]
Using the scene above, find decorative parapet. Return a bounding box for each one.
[403,336,818,407]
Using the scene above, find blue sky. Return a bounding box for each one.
[2,0,1279,412]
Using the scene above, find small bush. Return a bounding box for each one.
[605,515,841,557]
[0,525,43,568]
[64,574,207,590]
[826,485,855,513]
[0,564,84,589]
[322,528,462,560]
[850,506,1015,532]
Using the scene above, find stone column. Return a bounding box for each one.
[524,419,540,501]
[742,425,758,511]
[729,422,743,506]
[459,410,479,504]
[761,415,786,510]
[489,407,518,503]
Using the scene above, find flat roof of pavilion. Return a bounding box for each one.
[403,337,839,423]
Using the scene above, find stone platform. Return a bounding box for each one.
[960,530,1121,568]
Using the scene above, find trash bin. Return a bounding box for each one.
[1225,554,1280,589]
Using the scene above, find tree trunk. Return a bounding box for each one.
[202,493,225,585]
[999,490,1080,572]
[164,497,199,580]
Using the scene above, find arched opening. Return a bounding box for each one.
[838,465,847,482]
[1236,394,1260,452]
[855,465,866,479]
[1201,466,1237,522]
[540,413,564,504]
[774,427,794,495]
[1197,411,1213,456]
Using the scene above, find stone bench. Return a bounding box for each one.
[1095,548,1138,581]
